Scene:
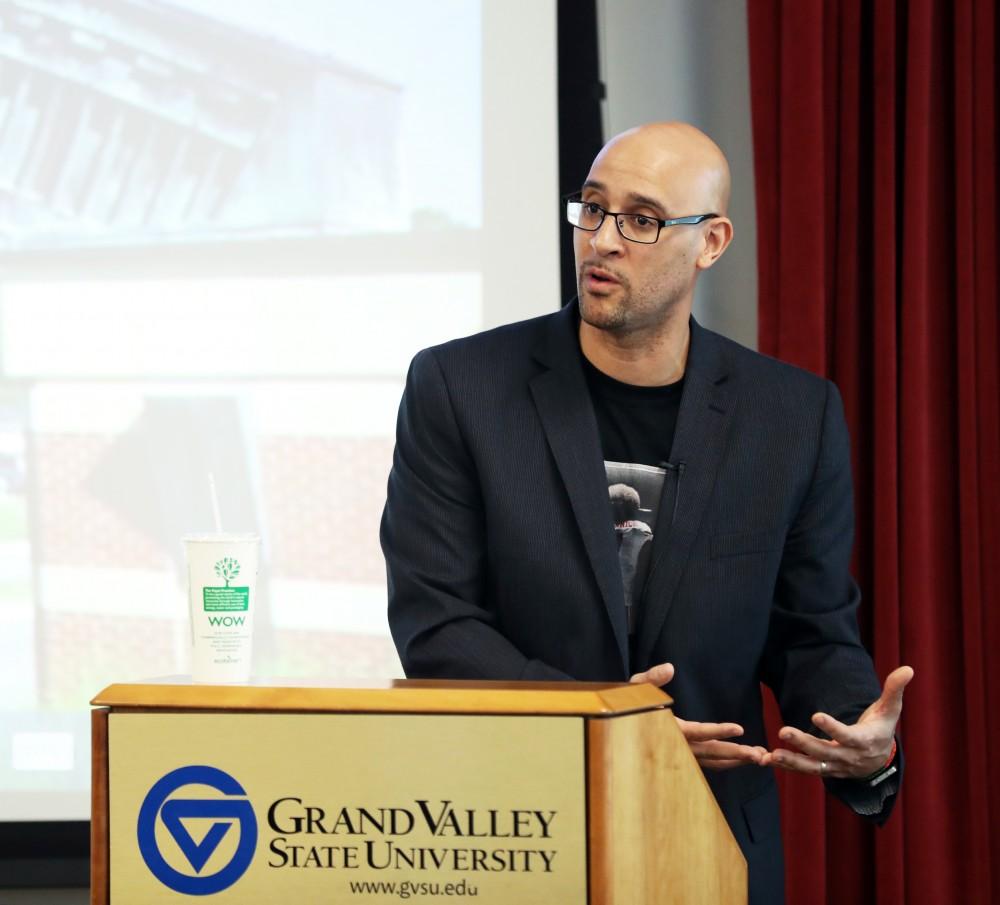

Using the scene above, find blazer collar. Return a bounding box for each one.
[634,318,738,663]
[528,302,630,675]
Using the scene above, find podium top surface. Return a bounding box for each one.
[91,677,672,716]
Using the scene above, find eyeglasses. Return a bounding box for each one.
[566,199,717,244]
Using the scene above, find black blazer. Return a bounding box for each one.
[382,302,890,904]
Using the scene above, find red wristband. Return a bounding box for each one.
[859,738,898,785]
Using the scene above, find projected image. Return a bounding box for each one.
[20,381,405,702]
[0,0,489,820]
[0,0,480,247]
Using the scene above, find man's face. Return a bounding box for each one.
[573,137,707,336]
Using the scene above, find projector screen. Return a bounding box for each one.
[0,0,560,822]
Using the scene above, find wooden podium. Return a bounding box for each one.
[91,679,746,904]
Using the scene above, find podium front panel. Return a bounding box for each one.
[107,711,587,903]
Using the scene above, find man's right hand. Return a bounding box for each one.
[630,661,768,771]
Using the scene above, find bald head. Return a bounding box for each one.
[573,120,735,359]
[589,122,732,217]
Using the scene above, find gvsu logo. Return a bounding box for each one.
[137,765,257,895]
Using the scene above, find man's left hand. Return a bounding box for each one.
[767,665,913,779]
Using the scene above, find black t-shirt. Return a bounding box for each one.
[581,355,683,467]
[581,354,684,637]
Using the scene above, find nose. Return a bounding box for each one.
[590,213,625,256]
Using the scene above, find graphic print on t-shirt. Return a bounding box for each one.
[605,461,666,634]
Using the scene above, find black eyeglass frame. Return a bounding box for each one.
[565,197,718,245]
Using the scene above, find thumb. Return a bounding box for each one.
[864,665,913,723]
[630,662,675,686]
[882,665,914,709]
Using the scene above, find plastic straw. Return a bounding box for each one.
[208,472,223,533]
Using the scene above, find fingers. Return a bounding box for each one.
[704,758,760,771]
[810,711,890,759]
[673,714,768,771]
[629,662,675,686]
[778,725,837,756]
[776,723,889,778]
[809,712,857,745]
[769,747,850,778]
[803,667,912,766]
[675,716,744,742]
[676,717,768,770]
[690,740,769,771]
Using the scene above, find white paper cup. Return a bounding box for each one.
[184,533,260,683]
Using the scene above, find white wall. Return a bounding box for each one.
[597,0,758,349]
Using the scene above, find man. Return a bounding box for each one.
[381,122,910,904]
[609,479,654,631]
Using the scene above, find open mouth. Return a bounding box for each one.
[584,268,620,287]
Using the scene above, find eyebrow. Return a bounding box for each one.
[581,180,669,217]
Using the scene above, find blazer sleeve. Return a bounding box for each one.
[380,348,571,681]
[760,380,902,822]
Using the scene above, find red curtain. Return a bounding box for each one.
[748,1,999,903]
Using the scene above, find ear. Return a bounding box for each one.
[695,217,734,271]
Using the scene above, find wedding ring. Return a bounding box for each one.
[820,761,828,775]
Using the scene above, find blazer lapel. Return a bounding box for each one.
[634,320,737,665]
[528,304,630,674]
